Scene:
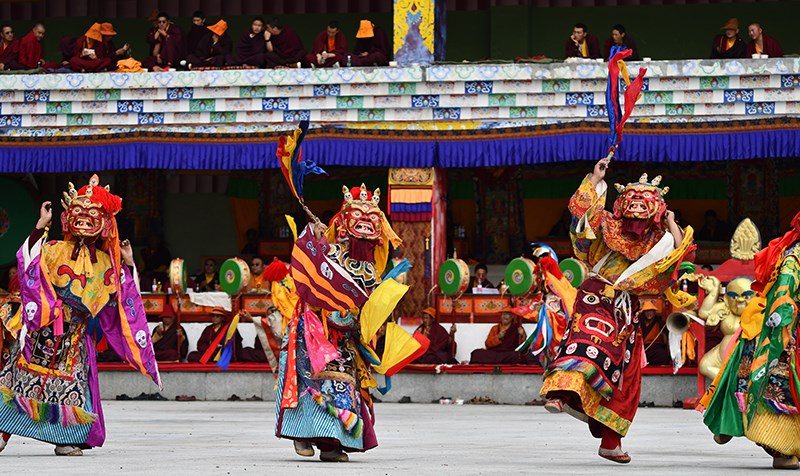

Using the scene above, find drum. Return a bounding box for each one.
[169,258,187,295]
[219,257,251,295]
[504,257,539,296]
[438,258,470,296]
[559,258,589,289]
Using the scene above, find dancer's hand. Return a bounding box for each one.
[590,158,609,186]
[120,239,135,266]
[36,201,52,229]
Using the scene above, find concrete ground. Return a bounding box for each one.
[0,401,784,475]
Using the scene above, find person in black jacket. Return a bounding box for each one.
[710,18,747,59]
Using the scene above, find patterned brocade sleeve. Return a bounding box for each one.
[568,174,607,262]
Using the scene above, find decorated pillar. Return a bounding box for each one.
[393,0,446,65]
[387,168,437,316]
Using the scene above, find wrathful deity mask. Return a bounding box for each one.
[613,173,669,222]
[724,277,755,317]
[337,184,383,243]
[60,174,122,239]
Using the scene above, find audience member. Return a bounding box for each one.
[469,308,528,364]
[6,267,18,294]
[18,23,58,70]
[186,10,208,58]
[350,20,389,66]
[564,22,600,59]
[100,22,130,65]
[194,258,220,292]
[140,234,172,290]
[143,12,186,72]
[746,22,783,58]
[264,17,306,67]
[68,23,112,72]
[151,305,188,362]
[411,307,457,364]
[238,310,269,363]
[696,209,731,242]
[306,20,347,68]
[641,302,670,365]
[0,25,22,71]
[468,263,494,290]
[187,20,231,69]
[247,255,268,293]
[186,307,243,363]
[227,18,267,68]
[241,228,260,255]
[710,18,747,59]
[604,24,639,60]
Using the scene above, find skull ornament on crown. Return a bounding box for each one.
[60,174,122,240]
[335,183,383,244]
[612,173,669,226]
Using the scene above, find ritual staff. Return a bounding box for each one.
[68,23,112,72]
[186,307,242,363]
[151,305,188,362]
[0,25,21,71]
[699,211,800,470]
[470,308,527,364]
[710,18,747,59]
[18,23,57,70]
[305,20,347,68]
[264,18,306,67]
[227,18,267,68]
[541,160,694,464]
[565,22,601,59]
[412,307,457,364]
[746,22,783,58]
[185,10,208,59]
[143,12,186,72]
[0,176,160,456]
[350,20,389,67]
[186,20,231,69]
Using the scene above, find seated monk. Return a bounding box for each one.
[640,301,670,366]
[246,255,268,293]
[187,307,243,363]
[412,307,457,364]
[350,20,389,67]
[470,308,529,364]
[467,263,494,290]
[264,17,306,67]
[186,20,231,69]
[305,20,347,68]
[227,18,267,68]
[142,12,186,72]
[0,25,22,71]
[68,23,112,72]
[193,258,220,292]
[151,305,188,362]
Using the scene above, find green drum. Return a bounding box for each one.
[219,257,251,295]
[559,258,589,289]
[169,258,187,295]
[438,258,470,296]
[504,257,539,296]
[0,178,37,266]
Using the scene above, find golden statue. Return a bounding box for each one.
[696,218,761,379]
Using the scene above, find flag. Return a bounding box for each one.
[606,46,647,153]
[276,121,326,200]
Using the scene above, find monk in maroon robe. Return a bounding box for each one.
[412,307,457,364]
[350,20,389,67]
[746,22,783,57]
[240,337,268,363]
[151,306,188,362]
[68,23,112,72]
[185,11,208,59]
[187,307,243,363]
[264,18,306,67]
[305,21,347,68]
[470,310,528,364]
[0,25,22,71]
[18,24,60,70]
[142,12,186,72]
[186,20,231,69]
[227,18,267,68]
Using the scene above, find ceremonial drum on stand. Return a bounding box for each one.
[219,257,251,295]
[169,258,187,295]
[559,258,589,289]
[438,258,470,296]
[504,257,539,296]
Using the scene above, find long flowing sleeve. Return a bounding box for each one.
[568,174,607,262]
[16,230,61,336]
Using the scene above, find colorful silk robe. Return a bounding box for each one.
[0,232,160,447]
[700,241,800,457]
[541,175,693,437]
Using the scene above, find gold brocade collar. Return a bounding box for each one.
[602,218,664,262]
